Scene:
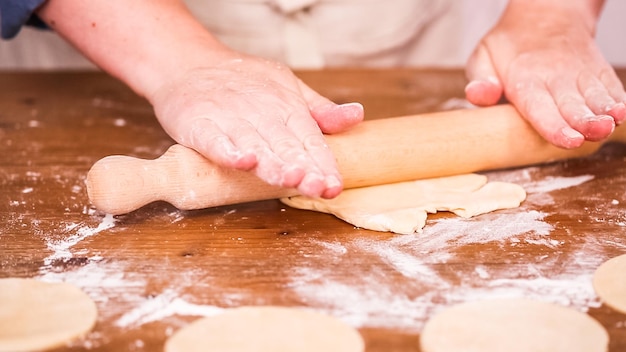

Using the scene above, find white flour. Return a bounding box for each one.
[115,290,223,328]
[42,214,117,266]
[523,174,595,194]
[30,171,622,338]
[288,173,615,331]
[38,260,146,307]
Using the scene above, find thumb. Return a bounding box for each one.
[297,79,364,134]
[465,42,504,106]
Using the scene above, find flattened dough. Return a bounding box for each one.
[164,306,364,352]
[281,174,526,234]
[0,278,98,352]
[420,298,608,352]
[593,254,626,314]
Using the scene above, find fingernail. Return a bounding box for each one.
[605,102,626,124]
[464,80,482,93]
[581,114,613,122]
[314,102,363,117]
[325,175,342,189]
[300,172,327,198]
[338,102,363,109]
[465,77,499,93]
[322,175,343,198]
[337,102,364,116]
[605,102,619,113]
[562,126,583,138]
[485,76,500,85]
[560,127,585,148]
[277,164,305,188]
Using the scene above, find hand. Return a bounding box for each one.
[464,1,626,149]
[149,53,364,198]
[35,0,362,198]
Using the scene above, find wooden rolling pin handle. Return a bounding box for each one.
[86,145,295,214]
[87,104,626,215]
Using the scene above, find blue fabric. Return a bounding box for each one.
[0,0,48,39]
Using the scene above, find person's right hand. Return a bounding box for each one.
[464,0,626,149]
[148,53,364,199]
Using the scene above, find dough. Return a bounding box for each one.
[0,278,98,352]
[593,254,626,314]
[164,306,364,352]
[419,298,608,352]
[281,174,526,234]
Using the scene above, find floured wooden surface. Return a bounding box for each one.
[2,71,626,352]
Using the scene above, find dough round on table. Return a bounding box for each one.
[164,306,364,352]
[0,278,98,352]
[593,254,626,314]
[281,174,526,235]
[420,298,608,352]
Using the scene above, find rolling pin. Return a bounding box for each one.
[86,104,626,215]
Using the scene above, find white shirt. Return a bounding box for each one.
[0,0,508,70]
[185,0,461,68]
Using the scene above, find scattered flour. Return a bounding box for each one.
[288,171,615,332]
[308,239,348,255]
[292,266,600,331]
[26,167,621,341]
[42,214,117,266]
[294,230,606,332]
[400,210,553,251]
[293,268,433,329]
[115,290,223,328]
[523,174,595,194]
[38,260,147,308]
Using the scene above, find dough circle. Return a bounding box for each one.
[281,174,526,235]
[593,254,626,314]
[164,306,364,352]
[0,278,98,352]
[420,298,608,352]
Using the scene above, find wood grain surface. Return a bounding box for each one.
[1,69,626,351]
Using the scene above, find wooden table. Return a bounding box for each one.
[2,69,625,351]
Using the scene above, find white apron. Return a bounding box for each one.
[185,0,460,68]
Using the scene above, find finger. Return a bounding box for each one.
[190,116,306,189]
[301,132,343,199]
[298,79,364,133]
[464,42,504,106]
[252,110,334,197]
[229,117,307,189]
[548,76,615,142]
[597,67,626,125]
[282,108,344,198]
[510,76,585,149]
[185,117,257,170]
[577,69,626,130]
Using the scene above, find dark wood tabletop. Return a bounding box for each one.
[1,69,625,351]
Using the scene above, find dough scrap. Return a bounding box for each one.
[0,278,98,352]
[420,298,608,352]
[164,306,364,352]
[281,174,526,234]
[593,254,626,314]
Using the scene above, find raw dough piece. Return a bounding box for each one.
[593,254,626,314]
[281,174,526,234]
[164,306,364,352]
[420,298,608,352]
[0,278,98,352]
